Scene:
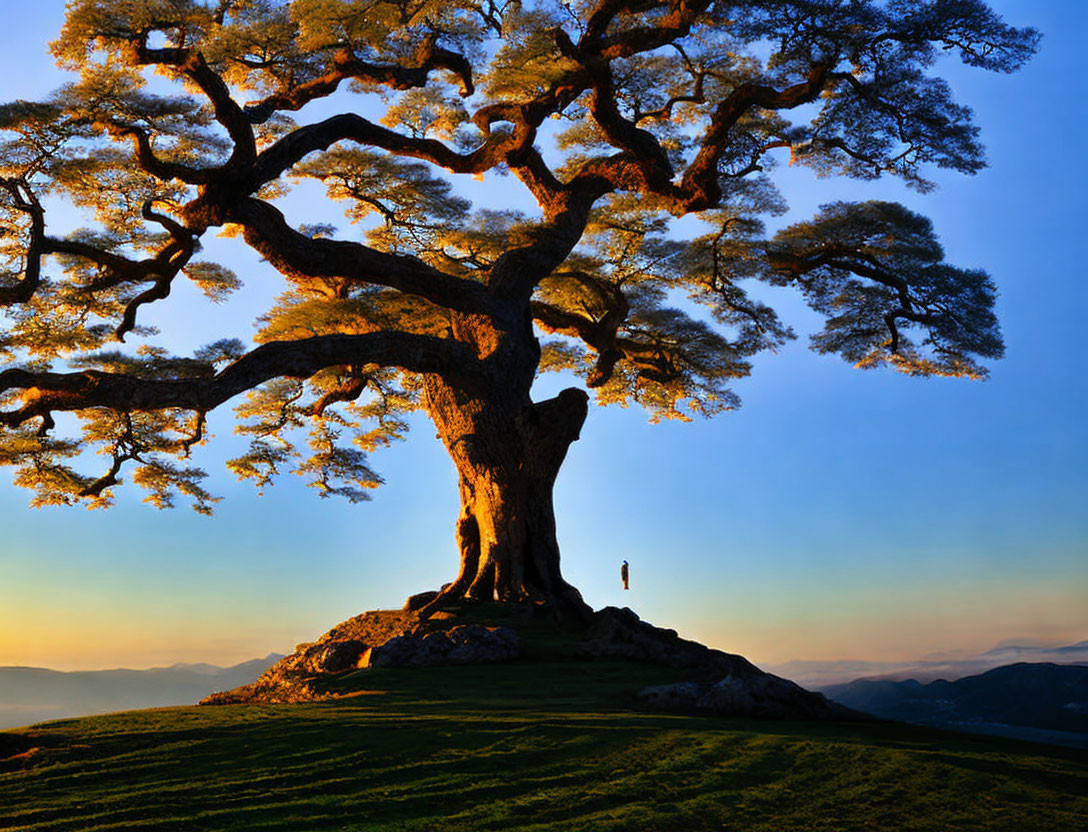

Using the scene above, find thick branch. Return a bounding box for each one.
[132,41,256,172]
[533,293,691,387]
[230,198,496,316]
[0,178,45,306]
[550,0,720,205]
[243,39,475,124]
[252,113,528,188]
[310,374,370,417]
[550,9,832,214]
[0,332,477,427]
[531,293,627,387]
[532,299,598,345]
[599,2,711,59]
[585,67,675,188]
[92,40,256,185]
[570,1,712,193]
[487,181,609,300]
[679,63,832,210]
[582,0,667,47]
[102,120,214,185]
[823,257,914,307]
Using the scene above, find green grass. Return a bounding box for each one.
[2,660,1086,831]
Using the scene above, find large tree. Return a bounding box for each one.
[0,0,1035,615]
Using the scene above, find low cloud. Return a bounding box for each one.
[768,640,1088,688]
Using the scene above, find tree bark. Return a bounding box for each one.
[419,368,591,618]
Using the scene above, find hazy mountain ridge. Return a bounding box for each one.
[769,639,1088,687]
[0,655,282,729]
[819,662,1088,747]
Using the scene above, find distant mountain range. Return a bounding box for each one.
[8,644,1088,749]
[768,639,1088,688]
[820,663,1088,748]
[0,655,281,730]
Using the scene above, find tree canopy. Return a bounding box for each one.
[0,0,1036,605]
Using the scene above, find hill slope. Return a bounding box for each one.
[1,659,1086,831]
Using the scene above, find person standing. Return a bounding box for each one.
[620,560,630,590]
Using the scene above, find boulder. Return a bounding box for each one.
[636,671,845,720]
[636,682,704,710]
[696,672,837,719]
[569,606,760,677]
[696,674,759,715]
[403,591,440,611]
[360,625,522,668]
[310,640,368,673]
[447,625,521,664]
[358,635,415,668]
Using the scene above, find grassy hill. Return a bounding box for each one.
[2,658,1086,831]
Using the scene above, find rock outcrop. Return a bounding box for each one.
[361,625,521,668]
[201,609,522,705]
[638,672,846,719]
[567,606,760,675]
[577,606,846,719]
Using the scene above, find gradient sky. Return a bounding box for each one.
[0,0,1084,673]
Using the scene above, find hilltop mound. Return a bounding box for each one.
[202,602,845,720]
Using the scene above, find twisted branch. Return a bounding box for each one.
[0,332,479,428]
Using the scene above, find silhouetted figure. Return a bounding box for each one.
[621,560,629,590]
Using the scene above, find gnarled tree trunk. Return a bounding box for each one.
[419,360,591,617]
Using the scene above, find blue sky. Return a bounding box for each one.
[0,0,1084,671]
